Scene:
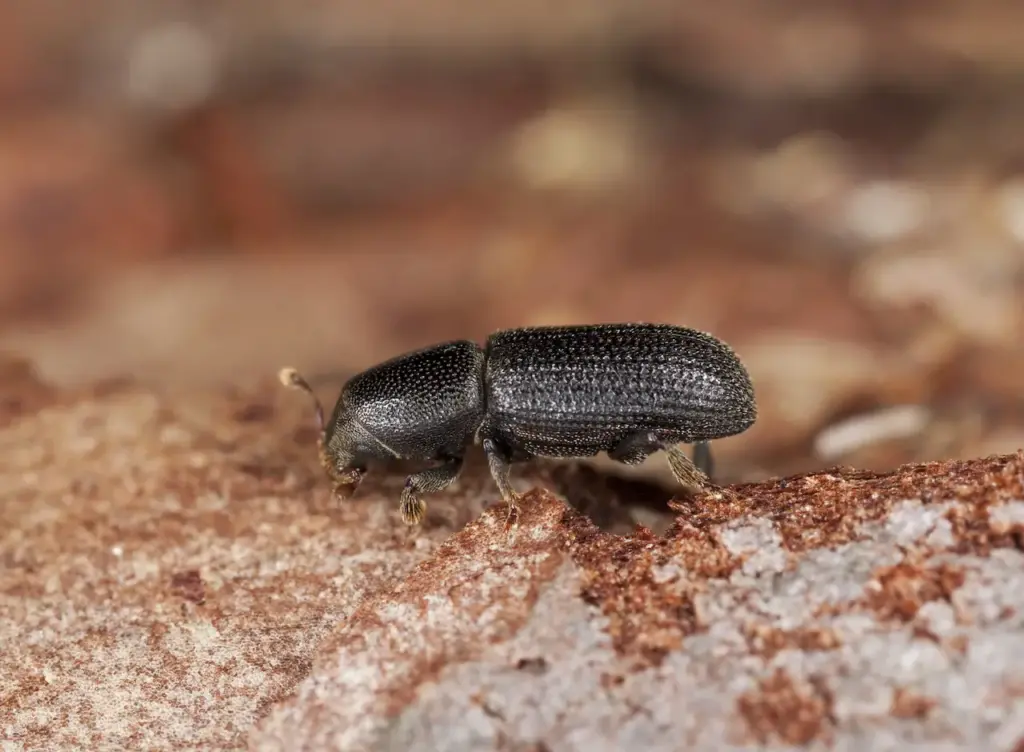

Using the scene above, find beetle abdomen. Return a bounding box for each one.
[336,340,485,459]
[482,323,755,456]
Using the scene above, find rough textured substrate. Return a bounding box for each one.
[2,358,1023,751]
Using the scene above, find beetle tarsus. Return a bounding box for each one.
[610,432,713,490]
[503,496,522,530]
[665,443,709,491]
[399,486,426,525]
[398,457,464,525]
[328,466,364,501]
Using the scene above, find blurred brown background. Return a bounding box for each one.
[3,1,1024,483]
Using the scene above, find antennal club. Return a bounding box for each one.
[278,367,325,432]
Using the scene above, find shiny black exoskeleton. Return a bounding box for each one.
[280,323,756,525]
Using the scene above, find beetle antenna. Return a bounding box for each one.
[278,367,324,432]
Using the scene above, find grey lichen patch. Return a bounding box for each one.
[989,500,1024,533]
[255,491,573,751]
[718,516,789,577]
[883,499,956,547]
[371,562,617,751]
[947,548,1024,629]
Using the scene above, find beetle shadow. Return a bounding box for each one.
[537,461,678,535]
[303,453,681,536]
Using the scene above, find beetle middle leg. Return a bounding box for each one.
[482,437,522,527]
[399,455,464,525]
[609,431,708,491]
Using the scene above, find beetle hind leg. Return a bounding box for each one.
[608,431,662,465]
[665,444,709,491]
[399,456,464,525]
[610,432,709,493]
[692,440,714,480]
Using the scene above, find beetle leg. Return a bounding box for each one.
[608,431,662,465]
[398,456,464,525]
[610,432,708,491]
[328,466,365,500]
[665,443,708,491]
[482,438,522,527]
[692,440,714,480]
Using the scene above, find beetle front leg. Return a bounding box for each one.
[328,466,365,500]
[481,437,522,528]
[399,456,464,525]
[317,436,365,499]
